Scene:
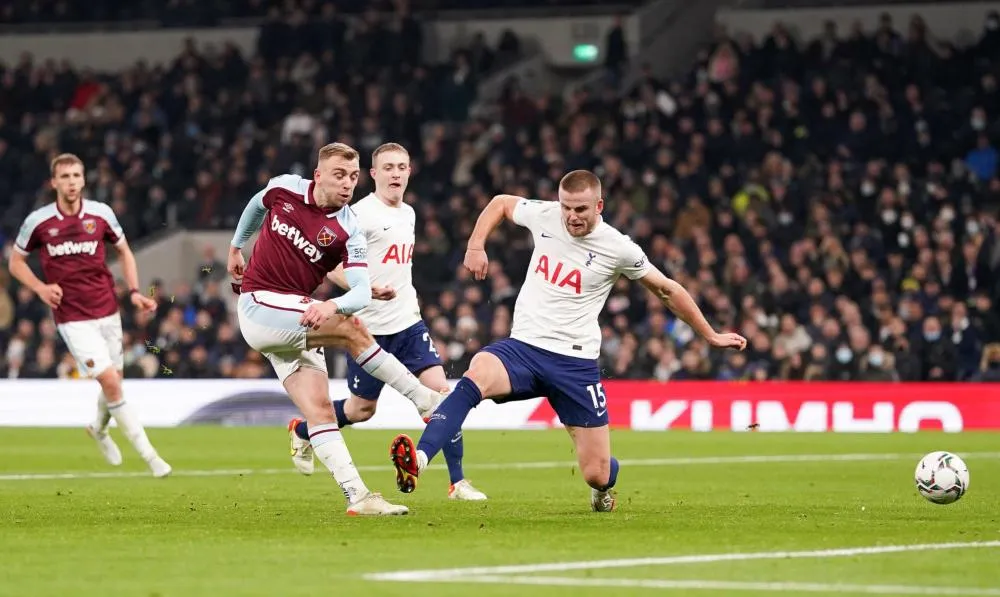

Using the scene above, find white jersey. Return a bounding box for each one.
[349,193,421,335]
[510,199,651,359]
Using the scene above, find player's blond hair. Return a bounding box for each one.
[559,170,602,195]
[317,142,359,164]
[372,142,409,167]
[50,153,84,176]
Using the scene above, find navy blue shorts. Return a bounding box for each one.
[483,338,608,428]
[346,320,442,400]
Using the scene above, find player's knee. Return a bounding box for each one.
[464,353,500,396]
[96,368,122,401]
[581,457,611,489]
[351,398,377,422]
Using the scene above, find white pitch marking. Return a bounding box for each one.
[2,451,999,482]
[364,541,1000,582]
[423,575,1000,596]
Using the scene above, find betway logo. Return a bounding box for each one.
[271,215,323,263]
[629,400,964,433]
[46,240,99,257]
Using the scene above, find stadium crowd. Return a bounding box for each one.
[2,5,1000,383]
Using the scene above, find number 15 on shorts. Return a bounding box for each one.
[586,383,607,416]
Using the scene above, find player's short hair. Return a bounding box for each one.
[372,142,409,166]
[559,170,602,196]
[50,153,84,176]
[317,142,359,164]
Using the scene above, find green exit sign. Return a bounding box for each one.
[572,44,600,63]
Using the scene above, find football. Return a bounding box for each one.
[914,451,970,505]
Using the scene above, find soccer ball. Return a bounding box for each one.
[914,451,969,505]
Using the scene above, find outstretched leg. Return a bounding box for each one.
[566,425,619,512]
[306,315,442,416]
[391,351,511,493]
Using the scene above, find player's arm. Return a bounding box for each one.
[331,219,372,315]
[638,267,747,350]
[99,205,156,312]
[464,194,522,280]
[7,215,62,308]
[326,262,396,300]
[228,189,267,282]
[466,194,521,250]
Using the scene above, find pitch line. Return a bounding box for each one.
[421,575,1000,595]
[2,451,999,482]
[363,541,1000,582]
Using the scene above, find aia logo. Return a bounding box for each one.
[317,226,337,247]
[82,219,97,235]
[382,244,414,264]
[534,255,582,294]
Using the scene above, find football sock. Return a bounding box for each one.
[416,377,481,464]
[355,344,437,410]
[594,456,620,491]
[308,423,368,504]
[442,430,466,485]
[294,419,309,441]
[332,399,353,428]
[93,391,112,432]
[107,400,157,461]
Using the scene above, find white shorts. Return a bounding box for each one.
[57,312,124,378]
[236,291,327,382]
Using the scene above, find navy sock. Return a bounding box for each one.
[332,399,353,428]
[442,430,465,485]
[416,377,481,464]
[294,420,309,441]
[596,456,620,491]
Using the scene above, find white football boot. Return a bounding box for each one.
[85,424,123,466]
[346,491,409,516]
[287,418,314,475]
[148,456,172,478]
[448,479,488,501]
[591,487,616,512]
[415,390,447,423]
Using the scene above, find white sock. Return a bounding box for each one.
[355,344,437,408]
[416,450,428,473]
[93,391,112,433]
[308,423,369,504]
[107,400,158,461]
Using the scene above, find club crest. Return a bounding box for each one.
[48,228,59,237]
[282,203,294,213]
[317,226,337,247]
[82,219,97,234]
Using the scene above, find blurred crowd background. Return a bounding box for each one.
[2,0,1000,383]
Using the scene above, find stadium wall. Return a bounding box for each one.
[1,380,996,431]
[717,1,1000,44]
[0,14,640,70]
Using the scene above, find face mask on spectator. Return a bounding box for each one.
[989,16,999,30]
[901,214,915,229]
[940,207,955,222]
[778,211,793,225]
[972,117,986,131]
[868,351,885,367]
[643,171,657,186]
[836,346,853,363]
[924,330,941,342]
[861,180,875,196]
[898,181,911,196]
[881,209,898,224]
[967,221,981,235]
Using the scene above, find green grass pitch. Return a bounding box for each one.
[1,428,998,596]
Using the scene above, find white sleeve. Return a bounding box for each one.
[511,198,549,230]
[616,237,652,280]
[341,210,368,269]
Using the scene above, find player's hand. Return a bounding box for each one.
[38,283,63,309]
[708,331,748,351]
[300,300,338,330]
[371,285,396,301]
[131,292,157,313]
[464,248,489,280]
[227,247,246,283]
